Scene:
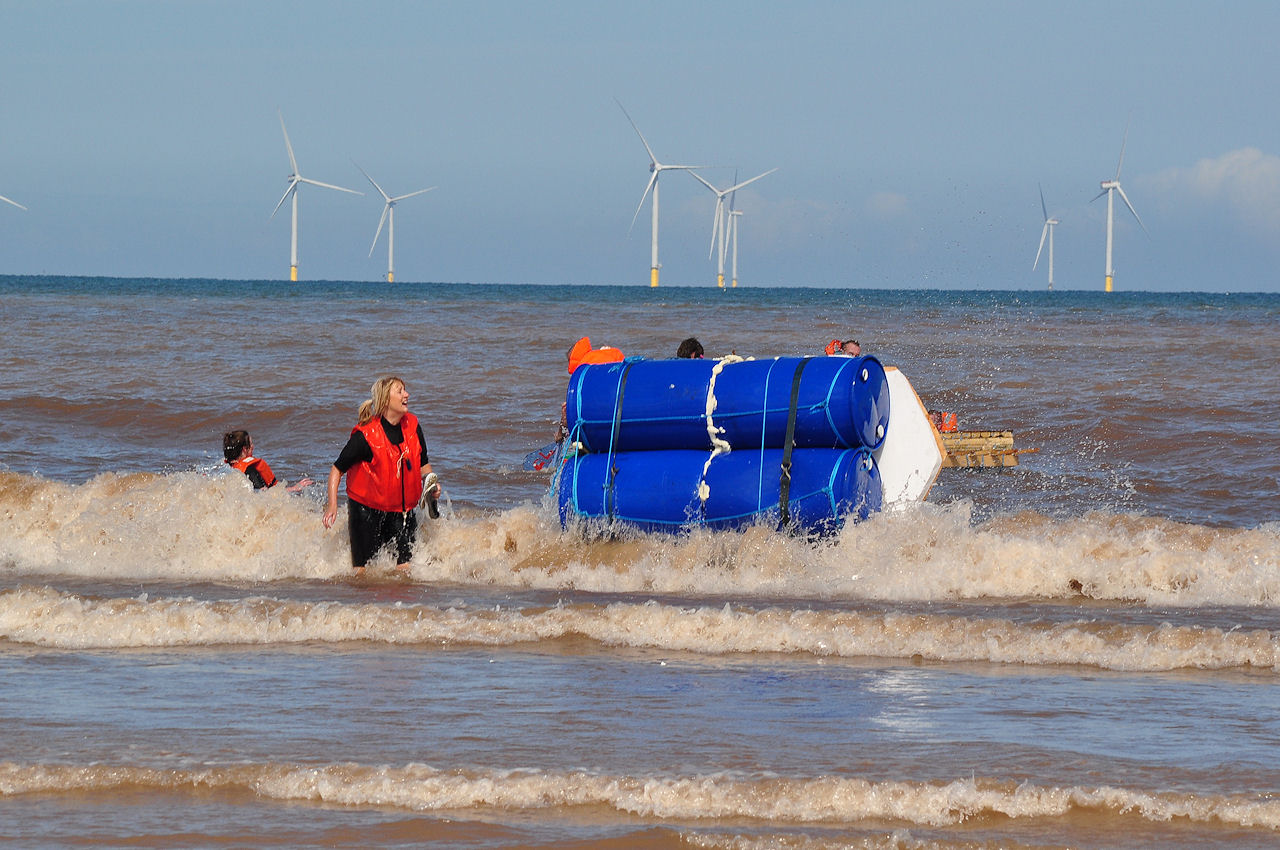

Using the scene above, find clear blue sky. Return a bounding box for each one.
[3,0,1278,290]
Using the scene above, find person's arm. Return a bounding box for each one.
[322,465,343,528]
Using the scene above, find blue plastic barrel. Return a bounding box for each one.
[566,356,890,454]
[557,446,882,534]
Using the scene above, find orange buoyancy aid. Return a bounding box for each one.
[345,412,424,513]
[231,456,277,489]
[567,336,625,374]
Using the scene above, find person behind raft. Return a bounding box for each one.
[675,337,704,359]
[557,337,625,443]
[842,339,862,356]
[223,430,313,492]
[322,376,440,572]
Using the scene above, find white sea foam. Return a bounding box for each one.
[2,761,1277,831]
[5,586,1280,672]
[2,470,1278,607]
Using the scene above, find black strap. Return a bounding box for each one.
[604,361,634,519]
[779,358,810,527]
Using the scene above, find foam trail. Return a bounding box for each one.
[2,761,1278,831]
[5,587,1280,672]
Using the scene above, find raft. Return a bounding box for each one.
[556,355,907,535]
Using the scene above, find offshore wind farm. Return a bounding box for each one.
[2,2,1278,294]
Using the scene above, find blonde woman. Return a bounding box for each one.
[323,376,439,572]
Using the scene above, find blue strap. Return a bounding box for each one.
[604,361,635,520]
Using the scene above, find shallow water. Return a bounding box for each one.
[1,277,1278,848]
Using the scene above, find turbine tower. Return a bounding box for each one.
[690,168,776,287]
[1033,184,1058,291]
[616,99,702,287]
[271,112,361,282]
[728,206,744,288]
[1092,127,1147,292]
[1,193,25,211]
[356,164,435,283]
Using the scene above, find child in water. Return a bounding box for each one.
[223,430,313,492]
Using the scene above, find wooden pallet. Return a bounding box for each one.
[938,430,1038,468]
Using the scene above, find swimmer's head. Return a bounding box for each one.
[222,430,251,463]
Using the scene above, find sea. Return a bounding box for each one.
[1,275,1278,849]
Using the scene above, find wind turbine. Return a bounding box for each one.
[616,99,703,287]
[1092,126,1147,292]
[356,164,435,283]
[1033,184,1058,291]
[271,111,361,282]
[690,168,776,287]
[1,193,25,211]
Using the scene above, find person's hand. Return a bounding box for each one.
[322,503,337,528]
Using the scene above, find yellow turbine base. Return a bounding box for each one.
[387,272,394,283]
[650,268,659,287]
[1105,275,1113,293]
[290,265,298,282]
[731,279,737,288]
[717,274,724,288]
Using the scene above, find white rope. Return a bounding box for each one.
[697,354,747,502]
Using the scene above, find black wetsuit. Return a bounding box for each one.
[334,417,430,568]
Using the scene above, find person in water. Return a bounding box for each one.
[675,337,704,359]
[322,376,440,573]
[557,337,625,443]
[223,430,312,492]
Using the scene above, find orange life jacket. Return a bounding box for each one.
[567,336,624,374]
[230,456,277,489]
[824,339,842,356]
[345,412,424,513]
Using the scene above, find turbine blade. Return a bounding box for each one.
[298,177,362,195]
[726,167,777,193]
[689,170,718,193]
[615,98,660,166]
[709,198,723,258]
[390,187,436,202]
[1090,188,1108,204]
[354,162,391,202]
[278,111,298,174]
[0,194,26,210]
[629,172,658,232]
[270,181,297,219]
[1116,184,1148,234]
[1033,223,1049,270]
[370,205,389,256]
[1039,184,1048,222]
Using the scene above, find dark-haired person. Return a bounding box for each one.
[675,337,704,359]
[223,430,312,492]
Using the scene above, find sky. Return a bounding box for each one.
[3,0,1279,291]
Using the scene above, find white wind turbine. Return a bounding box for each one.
[1092,126,1147,292]
[690,168,776,287]
[1033,184,1059,291]
[617,99,703,287]
[271,112,361,282]
[356,164,435,283]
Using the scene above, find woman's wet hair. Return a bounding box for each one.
[222,430,251,463]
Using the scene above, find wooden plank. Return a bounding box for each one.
[937,430,1037,469]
